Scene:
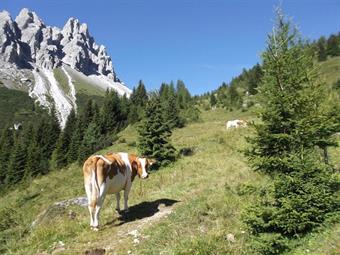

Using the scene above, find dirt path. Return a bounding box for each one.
[99,198,178,253]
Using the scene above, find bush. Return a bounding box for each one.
[250,233,290,255]
[244,151,339,237]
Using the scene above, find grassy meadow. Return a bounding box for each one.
[0,108,338,254]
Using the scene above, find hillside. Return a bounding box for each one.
[319,56,340,86]
[0,108,338,254]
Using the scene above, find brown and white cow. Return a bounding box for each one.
[226,119,247,129]
[83,152,155,230]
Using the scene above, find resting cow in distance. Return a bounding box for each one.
[83,152,155,230]
[226,119,247,129]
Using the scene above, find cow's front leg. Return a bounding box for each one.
[115,192,121,212]
[123,185,131,213]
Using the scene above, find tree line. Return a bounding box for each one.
[205,31,339,111]
[313,32,340,61]
[0,80,196,190]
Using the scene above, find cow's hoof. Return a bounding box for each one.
[115,208,121,213]
[92,227,99,231]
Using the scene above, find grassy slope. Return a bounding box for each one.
[53,68,70,95]
[319,56,340,86]
[0,108,338,255]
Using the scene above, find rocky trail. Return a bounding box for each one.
[37,197,179,254]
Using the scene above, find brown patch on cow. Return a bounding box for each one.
[105,153,126,177]
[128,154,141,181]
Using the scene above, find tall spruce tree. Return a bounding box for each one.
[176,80,191,109]
[36,107,60,161]
[138,95,176,167]
[162,92,182,129]
[51,109,77,169]
[0,125,14,185]
[130,80,148,120]
[24,132,44,179]
[78,120,102,163]
[210,93,217,107]
[100,90,122,134]
[6,138,26,185]
[244,10,339,254]
[316,36,327,61]
[326,34,340,57]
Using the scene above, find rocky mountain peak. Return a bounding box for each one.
[0,8,120,80]
[15,8,43,30]
[0,8,131,127]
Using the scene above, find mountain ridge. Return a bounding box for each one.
[0,8,131,127]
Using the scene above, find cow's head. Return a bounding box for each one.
[131,157,155,179]
[239,120,247,127]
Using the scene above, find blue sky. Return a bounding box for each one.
[2,0,340,95]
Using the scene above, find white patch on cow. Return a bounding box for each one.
[118,152,132,172]
[94,155,112,165]
[139,158,148,179]
[106,172,126,194]
[103,152,132,194]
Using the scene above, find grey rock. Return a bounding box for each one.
[0,11,25,64]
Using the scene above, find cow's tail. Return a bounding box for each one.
[90,157,101,208]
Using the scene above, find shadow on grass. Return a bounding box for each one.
[105,198,179,227]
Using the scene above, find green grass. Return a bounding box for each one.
[70,72,106,97]
[0,108,339,254]
[319,56,340,86]
[53,68,70,95]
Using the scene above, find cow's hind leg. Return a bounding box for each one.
[92,183,108,231]
[84,177,95,228]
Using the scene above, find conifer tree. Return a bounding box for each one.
[6,138,26,185]
[36,107,61,160]
[159,83,170,100]
[51,109,77,169]
[130,80,148,120]
[133,80,148,107]
[78,120,102,163]
[244,10,339,253]
[326,34,340,57]
[210,93,217,107]
[176,80,191,109]
[67,129,81,164]
[138,95,177,167]
[317,36,327,61]
[24,134,44,179]
[127,104,139,124]
[81,99,95,129]
[0,125,14,185]
[162,93,182,129]
[100,90,122,134]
